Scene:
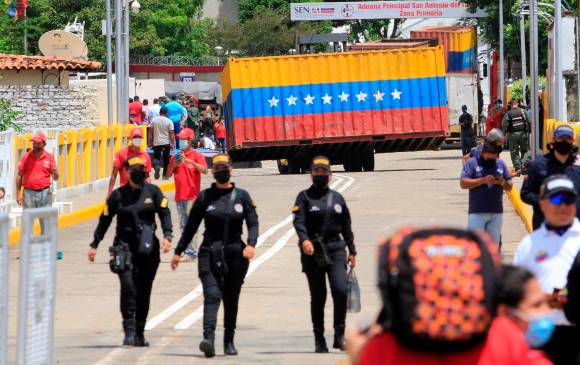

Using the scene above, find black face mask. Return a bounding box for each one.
[552,141,574,155]
[214,170,231,184]
[312,174,329,188]
[130,170,147,185]
[480,158,496,168]
[495,145,503,154]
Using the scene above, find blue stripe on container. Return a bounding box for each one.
[448,48,476,72]
[229,76,447,119]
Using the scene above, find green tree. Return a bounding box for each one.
[0,98,23,132]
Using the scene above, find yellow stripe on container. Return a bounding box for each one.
[222,47,446,98]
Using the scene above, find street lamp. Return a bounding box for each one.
[130,0,140,14]
[289,49,297,55]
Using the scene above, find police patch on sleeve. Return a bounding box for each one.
[160,197,168,208]
[251,200,257,208]
[235,203,244,213]
[334,204,343,214]
[292,205,300,213]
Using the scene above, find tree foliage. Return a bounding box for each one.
[0,98,23,132]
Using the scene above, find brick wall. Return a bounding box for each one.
[0,85,100,131]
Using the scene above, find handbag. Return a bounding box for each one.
[311,192,334,268]
[109,242,133,274]
[210,188,237,277]
[347,268,362,313]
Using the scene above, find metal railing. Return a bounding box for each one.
[130,55,227,66]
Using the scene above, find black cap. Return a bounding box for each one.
[541,175,578,199]
[211,154,232,168]
[311,156,331,171]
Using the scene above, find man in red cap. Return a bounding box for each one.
[16,132,59,232]
[167,128,208,258]
[107,127,152,197]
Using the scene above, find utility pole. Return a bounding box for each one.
[530,0,540,158]
[499,0,505,103]
[115,0,123,123]
[554,0,563,120]
[105,0,113,125]
[519,2,527,106]
[124,0,130,120]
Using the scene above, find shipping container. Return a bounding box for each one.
[411,26,477,74]
[221,47,449,173]
[445,73,480,141]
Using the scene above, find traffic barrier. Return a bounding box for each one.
[17,207,59,365]
[506,189,533,233]
[0,213,8,365]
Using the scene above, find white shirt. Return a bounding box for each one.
[202,136,216,150]
[513,218,580,325]
[148,104,161,121]
[150,116,174,146]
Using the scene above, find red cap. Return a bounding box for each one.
[129,127,143,138]
[191,97,199,107]
[176,128,195,140]
[30,132,47,143]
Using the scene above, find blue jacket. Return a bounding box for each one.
[520,152,580,229]
[164,101,187,123]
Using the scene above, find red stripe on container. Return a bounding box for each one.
[230,106,449,146]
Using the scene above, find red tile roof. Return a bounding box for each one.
[0,53,101,71]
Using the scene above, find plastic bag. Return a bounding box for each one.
[347,269,361,313]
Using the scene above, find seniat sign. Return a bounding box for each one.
[290,1,487,21]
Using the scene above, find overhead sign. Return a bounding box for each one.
[180,72,196,82]
[290,1,487,21]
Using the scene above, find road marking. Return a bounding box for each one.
[144,176,345,331]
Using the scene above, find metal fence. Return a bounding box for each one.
[0,213,8,365]
[130,55,227,66]
[17,207,58,365]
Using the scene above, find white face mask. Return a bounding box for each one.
[132,138,143,147]
[179,139,190,149]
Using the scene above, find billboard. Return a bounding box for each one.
[290,1,487,21]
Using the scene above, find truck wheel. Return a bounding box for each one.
[277,160,289,175]
[344,155,362,172]
[362,152,375,172]
[288,159,301,174]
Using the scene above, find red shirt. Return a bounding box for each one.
[485,109,505,135]
[18,150,56,190]
[168,149,207,201]
[129,101,143,123]
[215,123,226,139]
[360,317,552,365]
[113,146,152,186]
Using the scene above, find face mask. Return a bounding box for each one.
[132,138,143,147]
[214,169,231,184]
[480,158,496,168]
[496,103,502,109]
[130,170,147,185]
[552,140,574,155]
[179,139,190,149]
[312,174,330,188]
[511,309,556,348]
[495,145,503,154]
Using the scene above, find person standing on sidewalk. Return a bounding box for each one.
[214,118,227,153]
[460,139,513,244]
[514,175,580,365]
[521,125,580,230]
[16,132,59,233]
[166,128,208,259]
[107,127,152,198]
[460,105,476,156]
[502,99,531,176]
[149,107,175,180]
[164,95,187,149]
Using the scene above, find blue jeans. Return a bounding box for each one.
[176,200,199,249]
[173,121,181,148]
[467,213,502,245]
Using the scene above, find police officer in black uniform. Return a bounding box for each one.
[88,156,173,347]
[292,156,357,353]
[171,154,258,358]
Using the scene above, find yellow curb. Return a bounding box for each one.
[506,188,533,233]
[8,181,176,247]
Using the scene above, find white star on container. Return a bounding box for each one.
[286,94,298,106]
[268,96,279,107]
[374,91,385,102]
[322,93,333,104]
[391,89,402,100]
[304,94,315,105]
[338,91,349,102]
[356,91,368,102]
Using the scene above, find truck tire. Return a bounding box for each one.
[344,155,362,172]
[288,159,302,174]
[277,160,289,175]
[362,152,375,172]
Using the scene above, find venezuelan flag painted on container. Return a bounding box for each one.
[222,47,449,148]
[411,26,477,74]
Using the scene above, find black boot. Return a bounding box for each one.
[122,318,136,347]
[314,328,329,353]
[199,330,215,358]
[333,325,346,351]
[134,321,149,347]
[224,329,238,356]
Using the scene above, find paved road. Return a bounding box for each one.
[5,149,528,365]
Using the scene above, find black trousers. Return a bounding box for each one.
[118,254,160,322]
[303,243,348,332]
[540,325,580,365]
[153,144,171,177]
[198,242,249,334]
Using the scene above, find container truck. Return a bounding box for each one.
[221,46,449,173]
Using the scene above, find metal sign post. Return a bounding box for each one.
[530,0,540,158]
[17,207,58,365]
[0,213,8,365]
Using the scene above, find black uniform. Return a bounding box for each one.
[91,183,172,335]
[521,152,580,229]
[460,112,476,155]
[292,185,356,339]
[564,251,580,365]
[176,184,258,341]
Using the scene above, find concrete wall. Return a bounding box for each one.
[0,85,100,131]
[202,0,239,22]
[0,69,70,86]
